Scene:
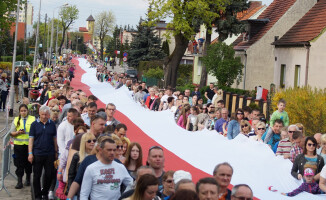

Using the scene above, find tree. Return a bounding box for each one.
[0,0,22,38]
[58,5,79,55]
[69,32,87,54]
[162,40,169,56]
[148,0,226,88]
[106,26,121,57]
[199,0,250,87]
[128,18,166,68]
[94,11,116,60]
[203,42,243,87]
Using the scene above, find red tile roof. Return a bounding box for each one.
[79,27,88,32]
[233,0,297,50]
[273,0,326,46]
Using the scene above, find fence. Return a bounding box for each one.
[0,131,16,197]
[223,92,271,120]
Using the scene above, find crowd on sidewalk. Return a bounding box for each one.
[0,54,325,200]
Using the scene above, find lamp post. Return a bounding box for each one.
[51,3,68,66]
[8,0,21,117]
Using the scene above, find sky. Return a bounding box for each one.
[28,0,274,31]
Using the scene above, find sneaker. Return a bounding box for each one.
[48,191,54,200]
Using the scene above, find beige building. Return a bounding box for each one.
[9,3,33,25]
[192,1,267,85]
[233,0,318,90]
[272,0,326,89]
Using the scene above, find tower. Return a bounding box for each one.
[86,15,95,35]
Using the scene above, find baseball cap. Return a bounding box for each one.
[304,168,314,176]
[173,170,192,184]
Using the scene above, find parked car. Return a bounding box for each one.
[15,61,31,68]
[125,69,138,80]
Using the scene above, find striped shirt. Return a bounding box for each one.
[276,138,294,156]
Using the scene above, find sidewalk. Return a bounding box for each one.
[0,101,31,200]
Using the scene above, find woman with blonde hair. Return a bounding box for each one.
[317,134,326,166]
[111,134,125,163]
[240,120,251,137]
[124,142,143,180]
[250,121,266,142]
[67,131,95,197]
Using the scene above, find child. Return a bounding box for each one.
[270,99,289,127]
[282,168,322,196]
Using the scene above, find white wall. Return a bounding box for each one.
[273,47,307,88]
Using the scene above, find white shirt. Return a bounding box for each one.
[161,94,177,103]
[56,120,74,156]
[80,160,133,200]
[321,165,326,179]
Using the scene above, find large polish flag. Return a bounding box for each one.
[70,58,325,200]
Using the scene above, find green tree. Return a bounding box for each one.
[58,5,79,55]
[106,26,121,57]
[148,0,227,88]
[162,40,169,56]
[199,0,250,87]
[203,42,243,87]
[69,32,87,54]
[128,18,166,68]
[144,67,164,79]
[94,11,116,60]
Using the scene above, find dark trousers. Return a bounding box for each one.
[0,90,8,110]
[33,155,55,198]
[14,145,32,177]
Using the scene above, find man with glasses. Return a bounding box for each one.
[276,125,300,158]
[147,146,165,187]
[213,162,233,200]
[231,184,253,200]
[214,108,229,134]
[81,102,97,126]
[106,103,120,128]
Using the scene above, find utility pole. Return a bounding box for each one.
[32,0,41,73]
[23,2,28,61]
[46,17,50,65]
[8,0,21,117]
[43,13,47,60]
[49,10,55,66]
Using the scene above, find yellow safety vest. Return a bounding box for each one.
[32,77,39,88]
[45,67,52,72]
[47,91,52,99]
[13,115,36,145]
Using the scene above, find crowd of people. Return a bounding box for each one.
[0,54,325,200]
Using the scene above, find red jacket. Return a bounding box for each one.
[145,95,158,109]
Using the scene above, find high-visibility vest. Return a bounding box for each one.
[47,91,52,99]
[32,77,39,88]
[45,67,52,72]
[13,115,36,145]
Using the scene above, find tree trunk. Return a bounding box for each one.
[199,28,212,88]
[100,39,104,61]
[58,28,66,56]
[163,33,189,89]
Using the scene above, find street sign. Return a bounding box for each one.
[123,52,128,57]
[123,57,127,62]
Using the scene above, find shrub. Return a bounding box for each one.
[176,84,196,93]
[272,86,326,136]
[177,64,193,86]
[0,62,13,71]
[144,67,164,80]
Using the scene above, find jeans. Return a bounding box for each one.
[0,90,8,110]
[32,154,55,198]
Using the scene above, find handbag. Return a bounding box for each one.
[23,81,29,88]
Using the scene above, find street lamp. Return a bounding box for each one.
[51,3,68,65]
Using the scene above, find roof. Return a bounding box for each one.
[86,15,95,21]
[273,0,326,46]
[79,27,88,32]
[233,0,297,50]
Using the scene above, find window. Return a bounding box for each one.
[294,65,300,87]
[280,64,286,88]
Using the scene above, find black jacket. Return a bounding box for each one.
[291,153,324,179]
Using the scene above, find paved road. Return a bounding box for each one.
[0,102,32,200]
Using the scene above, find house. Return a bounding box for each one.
[232,0,318,90]
[272,0,326,89]
[192,1,267,85]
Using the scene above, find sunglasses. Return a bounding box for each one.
[257,128,265,130]
[117,145,123,149]
[307,143,316,147]
[165,180,173,184]
[52,110,60,112]
[241,124,248,128]
[87,139,96,143]
[149,145,163,151]
[288,131,295,133]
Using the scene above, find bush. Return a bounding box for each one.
[0,62,13,71]
[177,64,193,86]
[144,67,164,79]
[176,84,196,93]
[272,86,326,136]
[0,55,34,66]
